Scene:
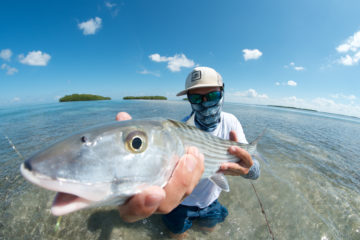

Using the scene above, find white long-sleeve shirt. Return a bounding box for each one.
[180,111,260,208]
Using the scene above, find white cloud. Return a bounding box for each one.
[311,97,360,117]
[105,2,120,16]
[226,89,269,105]
[284,96,299,102]
[338,51,360,66]
[105,2,116,8]
[1,63,18,75]
[19,51,51,66]
[276,80,299,86]
[78,17,102,35]
[336,30,360,66]
[0,49,12,61]
[226,89,360,118]
[336,44,351,53]
[312,97,336,108]
[242,49,263,61]
[139,69,160,77]
[282,96,306,105]
[338,55,353,66]
[233,89,268,99]
[330,93,356,101]
[12,97,21,102]
[287,80,297,86]
[281,97,360,118]
[149,53,169,62]
[284,62,305,71]
[149,53,195,72]
[336,30,360,53]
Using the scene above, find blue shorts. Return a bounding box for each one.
[162,200,228,234]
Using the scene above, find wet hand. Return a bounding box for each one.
[118,146,204,222]
[115,112,204,222]
[116,112,132,121]
[219,130,253,176]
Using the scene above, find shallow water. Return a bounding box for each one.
[0,100,359,240]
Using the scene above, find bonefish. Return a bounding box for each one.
[20,118,263,216]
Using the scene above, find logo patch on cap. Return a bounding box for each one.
[191,70,201,82]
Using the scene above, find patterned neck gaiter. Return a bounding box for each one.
[191,95,224,132]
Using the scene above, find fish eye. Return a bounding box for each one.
[125,131,147,153]
[131,137,142,150]
[81,136,87,143]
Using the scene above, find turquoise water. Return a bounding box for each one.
[0,100,359,240]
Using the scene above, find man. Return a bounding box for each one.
[116,67,260,238]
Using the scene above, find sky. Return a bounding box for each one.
[1,0,360,117]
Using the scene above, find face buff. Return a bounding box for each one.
[191,94,224,132]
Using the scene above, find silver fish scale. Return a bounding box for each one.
[166,119,243,178]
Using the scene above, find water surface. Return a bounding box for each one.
[0,100,359,240]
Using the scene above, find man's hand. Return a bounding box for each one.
[218,130,253,176]
[116,112,132,121]
[116,112,204,222]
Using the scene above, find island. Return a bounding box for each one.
[59,94,111,102]
[268,105,317,112]
[123,96,167,100]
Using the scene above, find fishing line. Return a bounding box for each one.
[4,134,24,160]
[3,133,63,233]
[250,182,275,240]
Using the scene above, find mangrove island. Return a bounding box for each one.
[123,96,167,100]
[59,94,111,102]
[268,105,317,112]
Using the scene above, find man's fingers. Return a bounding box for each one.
[157,147,204,214]
[116,112,132,121]
[224,146,254,176]
[219,162,248,176]
[228,146,251,163]
[229,130,238,142]
[118,186,165,223]
[219,162,240,170]
[119,146,205,220]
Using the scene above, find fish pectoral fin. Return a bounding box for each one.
[209,173,230,192]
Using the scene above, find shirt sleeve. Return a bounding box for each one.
[231,115,248,144]
[243,159,260,180]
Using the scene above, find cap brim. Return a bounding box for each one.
[176,83,223,96]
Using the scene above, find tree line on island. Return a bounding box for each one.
[59,94,111,102]
[123,96,167,100]
[58,94,169,102]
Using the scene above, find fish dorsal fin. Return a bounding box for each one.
[209,173,230,192]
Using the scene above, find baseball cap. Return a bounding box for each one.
[176,67,223,96]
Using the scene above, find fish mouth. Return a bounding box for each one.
[52,192,92,216]
[20,164,110,216]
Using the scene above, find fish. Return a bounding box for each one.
[20,118,263,216]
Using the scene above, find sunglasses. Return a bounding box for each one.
[187,91,222,104]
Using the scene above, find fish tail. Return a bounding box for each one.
[241,128,267,156]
